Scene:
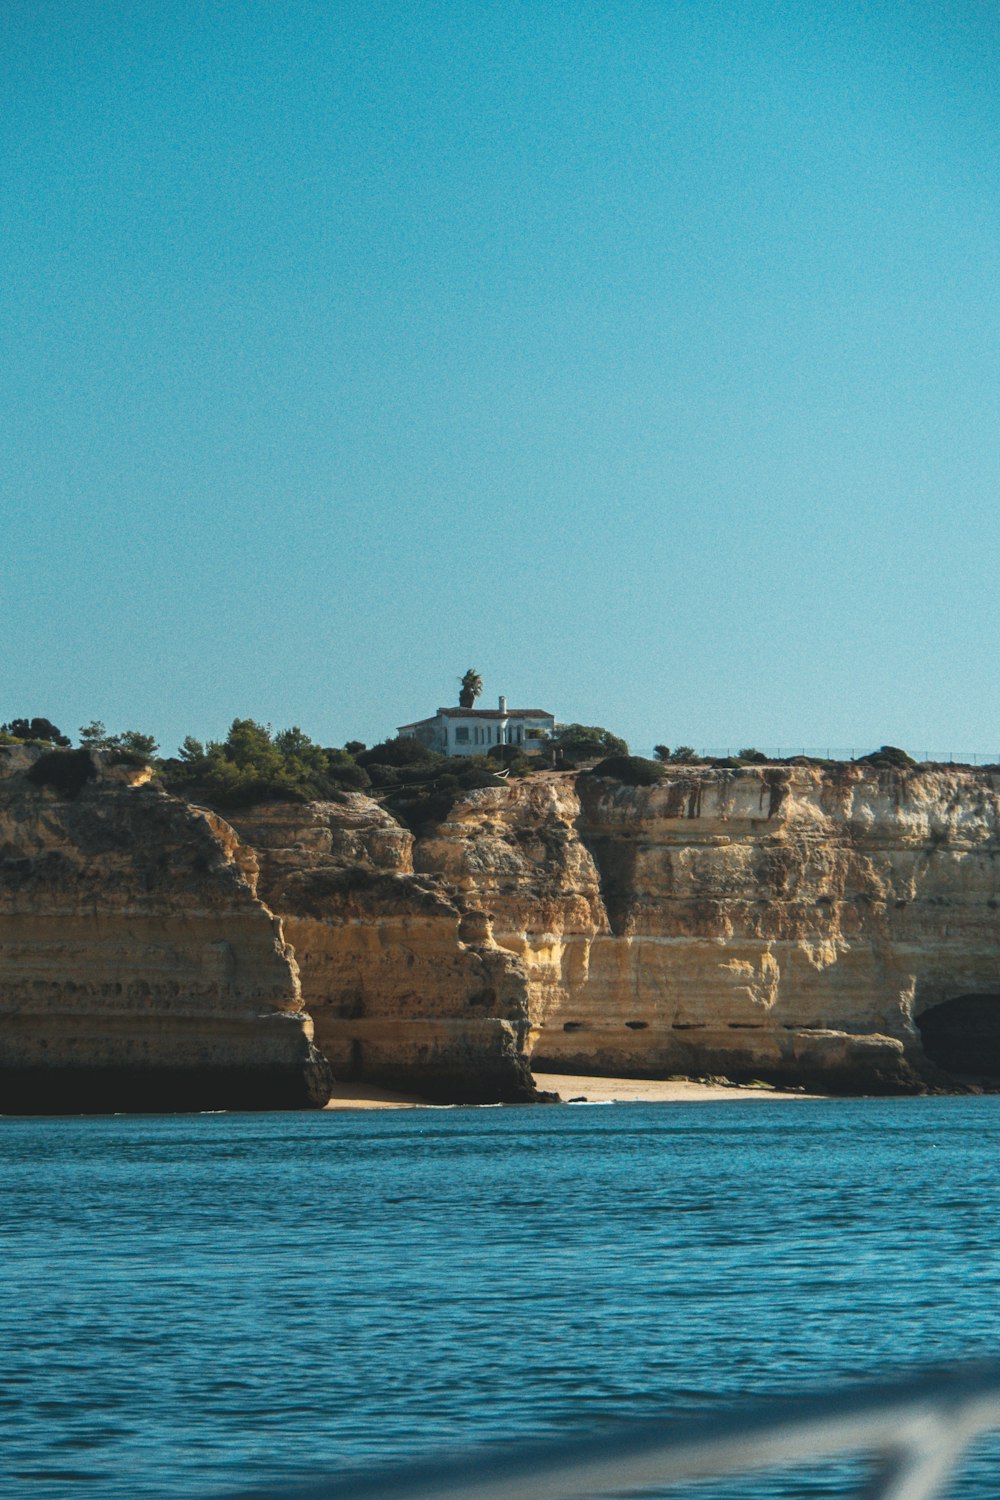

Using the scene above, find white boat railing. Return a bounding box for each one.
[218,1363,1000,1500]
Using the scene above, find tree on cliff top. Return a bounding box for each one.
[589,754,664,786]
[163,719,368,807]
[0,717,71,746]
[651,744,702,764]
[857,745,917,770]
[550,723,628,760]
[356,736,442,769]
[459,668,483,708]
[78,721,159,759]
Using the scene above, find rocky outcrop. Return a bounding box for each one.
[414,776,607,1037]
[226,799,537,1103]
[6,749,1000,1107]
[414,766,1000,1092]
[0,748,330,1112]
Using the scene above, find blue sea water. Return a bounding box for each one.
[3,1097,1000,1499]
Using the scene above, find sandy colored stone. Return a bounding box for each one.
[414,765,1000,1092]
[7,751,1000,1109]
[227,799,537,1102]
[0,748,330,1112]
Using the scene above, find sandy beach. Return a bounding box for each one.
[323,1073,820,1108]
[322,1081,433,1109]
[532,1072,820,1102]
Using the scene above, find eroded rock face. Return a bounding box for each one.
[226,798,537,1102]
[414,766,1000,1093]
[6,751,1000,1106]
[414,777,607,1041]
[0,748,331,1112]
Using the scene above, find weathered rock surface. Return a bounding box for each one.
[0,748,331,1112]
[416,766,1000,1092]
[5,751,1000,1106]
[226,798,537,1103]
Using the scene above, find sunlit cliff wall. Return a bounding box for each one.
[4,752,1000,1108]
[415,766,1000,1092]
[226,799,537,1102]
[0,748,330,1112]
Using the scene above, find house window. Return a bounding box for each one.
[455,727,470,744]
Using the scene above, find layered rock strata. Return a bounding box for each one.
[5,751,1000,1107]
[226,799,537,1102]
[0,748,330,1113]
[415,766,1000,1092]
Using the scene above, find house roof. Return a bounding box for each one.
[397,707,554,731]
[396,717,440,732]
[436,707,554,720]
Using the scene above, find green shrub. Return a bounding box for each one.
[389,788,458,836]
[106,748,152,769]
[162,719,368,808]
[78,722,159,759]
[667,745,701,764]
[321,747,370,790]
[654,743,706,764]
[385,763,502,835]
[487,743,518,766]
[857,745,917,770]
[27,749,96,799]
[551,723,629,759]
[1,718,71,747]
[486,744,535,774]
[364,763,401,789]
[459,769,498,791]
[487,747,544,775]
[326,761,370,790]
[588,755,665,787]
[357,736,443,769]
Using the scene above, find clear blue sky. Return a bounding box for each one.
[3,1,998,757]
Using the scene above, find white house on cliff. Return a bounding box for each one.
[397,692,554,758]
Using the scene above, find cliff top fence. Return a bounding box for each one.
[221,1362,1000,1500]
[697,749,1000,766]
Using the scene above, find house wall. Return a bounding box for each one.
[399,713,554,758]
[443,716,553,757]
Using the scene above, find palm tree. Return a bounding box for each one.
[459,669,483,709]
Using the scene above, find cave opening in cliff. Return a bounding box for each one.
[916,995,1000,1078]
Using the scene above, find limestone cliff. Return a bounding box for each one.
[415,765,1000,1092]
[225,799,537,1103]
[6,751,1000,1107]
[0,748,331,1112]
